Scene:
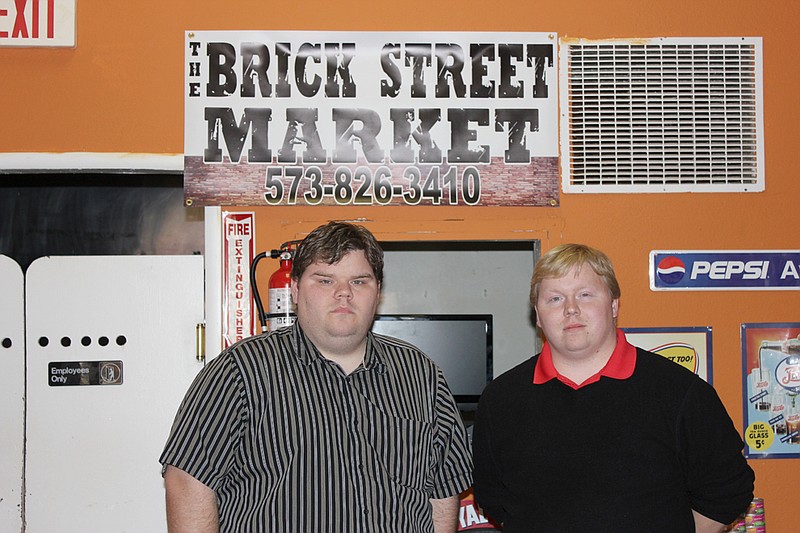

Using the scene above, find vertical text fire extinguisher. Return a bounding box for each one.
[251,240,300,333]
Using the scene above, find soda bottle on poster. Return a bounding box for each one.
[769,386,787,436]
[749,367,771,412]
[786,396,800,444]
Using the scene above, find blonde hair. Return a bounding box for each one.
[530,244,621,305]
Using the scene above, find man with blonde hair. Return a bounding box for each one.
[472,243,754,532]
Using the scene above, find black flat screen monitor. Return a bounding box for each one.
[371,314,493,408]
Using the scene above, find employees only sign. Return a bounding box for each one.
[184,31,559,207]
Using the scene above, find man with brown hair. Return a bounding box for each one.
[161,221,472,532]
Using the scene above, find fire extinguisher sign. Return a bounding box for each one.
[222,212,258,348]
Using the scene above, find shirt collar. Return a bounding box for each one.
[533,328,636,390]
[292,321,318,366]
[364,332,389,374]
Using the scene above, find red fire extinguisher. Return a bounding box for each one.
[267,243,296,331]
[251,240,300,333]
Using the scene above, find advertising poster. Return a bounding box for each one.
[458,489,500,532]
[650,250,800,291]
[741,323,800,459]
[184,31,559,207]
[622,327,712,383]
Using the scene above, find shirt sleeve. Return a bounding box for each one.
[680,378,755,524]
[430,368,474,499]
[471,381,508,526]
[159,352,247,491]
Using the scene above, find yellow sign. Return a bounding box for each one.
[651,343,698,374]
[745,421,774,452]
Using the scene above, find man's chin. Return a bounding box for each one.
[327,322,364,339]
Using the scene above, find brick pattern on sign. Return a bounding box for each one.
[185,156,559,207]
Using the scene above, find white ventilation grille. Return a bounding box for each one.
[560,37,764,193]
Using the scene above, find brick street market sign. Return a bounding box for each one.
[183,31,559,207]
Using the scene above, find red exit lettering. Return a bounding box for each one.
[0,0,55,39]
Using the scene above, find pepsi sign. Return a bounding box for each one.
[650,251,800,290]
[775,355,800,395]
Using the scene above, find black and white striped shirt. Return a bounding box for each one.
[160,322,473,533]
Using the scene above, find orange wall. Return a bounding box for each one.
[2,0,798,528]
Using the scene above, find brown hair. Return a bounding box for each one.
[530,243,621,304]
[291,221,384,283]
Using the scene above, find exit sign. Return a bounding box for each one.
[0,0,75,47]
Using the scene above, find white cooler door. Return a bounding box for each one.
[0,256,24,533]
[25,256,205,533]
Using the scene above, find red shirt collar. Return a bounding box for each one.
[533,329,636,390]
